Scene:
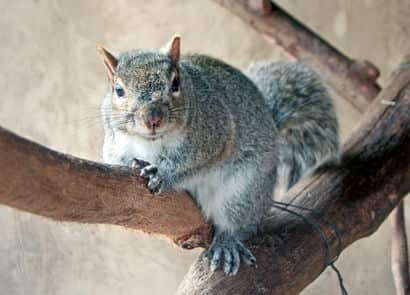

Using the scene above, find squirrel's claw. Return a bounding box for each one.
[132,159,165,195]
[131,158,150,172]
[205,232,256,276]
[140,164,164,195]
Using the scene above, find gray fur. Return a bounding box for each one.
[101,48,339,275]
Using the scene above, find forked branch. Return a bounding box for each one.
[0,52,409,295]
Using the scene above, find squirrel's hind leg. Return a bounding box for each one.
[202,170,275,275]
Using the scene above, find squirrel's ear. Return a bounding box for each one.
[97,45,118,81]
[163,34,180,65]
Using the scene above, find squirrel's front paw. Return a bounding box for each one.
[204,232,256,276]
[132,158,150,172]
[139,164,165,195]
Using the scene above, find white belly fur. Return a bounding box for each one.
[104,130,183,164]
[113,132,163,163]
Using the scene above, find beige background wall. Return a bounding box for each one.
[0,0,408,294]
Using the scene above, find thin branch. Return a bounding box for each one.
[212,0,381,111]
[391,199,410,295]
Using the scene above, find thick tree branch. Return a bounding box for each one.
[212,0,381,111]
[0,128,212,248]
[176,61,410,294]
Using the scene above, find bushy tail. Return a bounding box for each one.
[247,61,339,191]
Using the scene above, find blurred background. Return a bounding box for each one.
[0,0,409,294]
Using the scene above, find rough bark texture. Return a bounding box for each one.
[213,0,381,112]
[0,128,212,248]
[176,61,410,294]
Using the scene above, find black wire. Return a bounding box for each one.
[273,200,343,262]
[272,203,331,270]
[330,263,349,295]
[271,200,348,295]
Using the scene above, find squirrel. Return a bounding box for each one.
[97,35,339,276]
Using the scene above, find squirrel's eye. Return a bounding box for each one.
[171,77,179,93]
[115,83,125,97]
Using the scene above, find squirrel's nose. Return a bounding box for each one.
[143,108,164,129]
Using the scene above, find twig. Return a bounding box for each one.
[391,200,410,295]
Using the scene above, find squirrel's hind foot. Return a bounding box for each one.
[204,231,256,276]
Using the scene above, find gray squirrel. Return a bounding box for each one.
[98,35,339,276]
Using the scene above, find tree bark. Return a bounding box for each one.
[176,60,410,294]
[212,0,381,112]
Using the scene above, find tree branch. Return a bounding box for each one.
[391,199,410,295]
[176,60,410,294]
[212,0,381,111]
[0,128,212,249]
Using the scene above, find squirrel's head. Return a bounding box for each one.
[98,35,187,140]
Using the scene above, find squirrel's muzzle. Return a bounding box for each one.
[142,107,164,129]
